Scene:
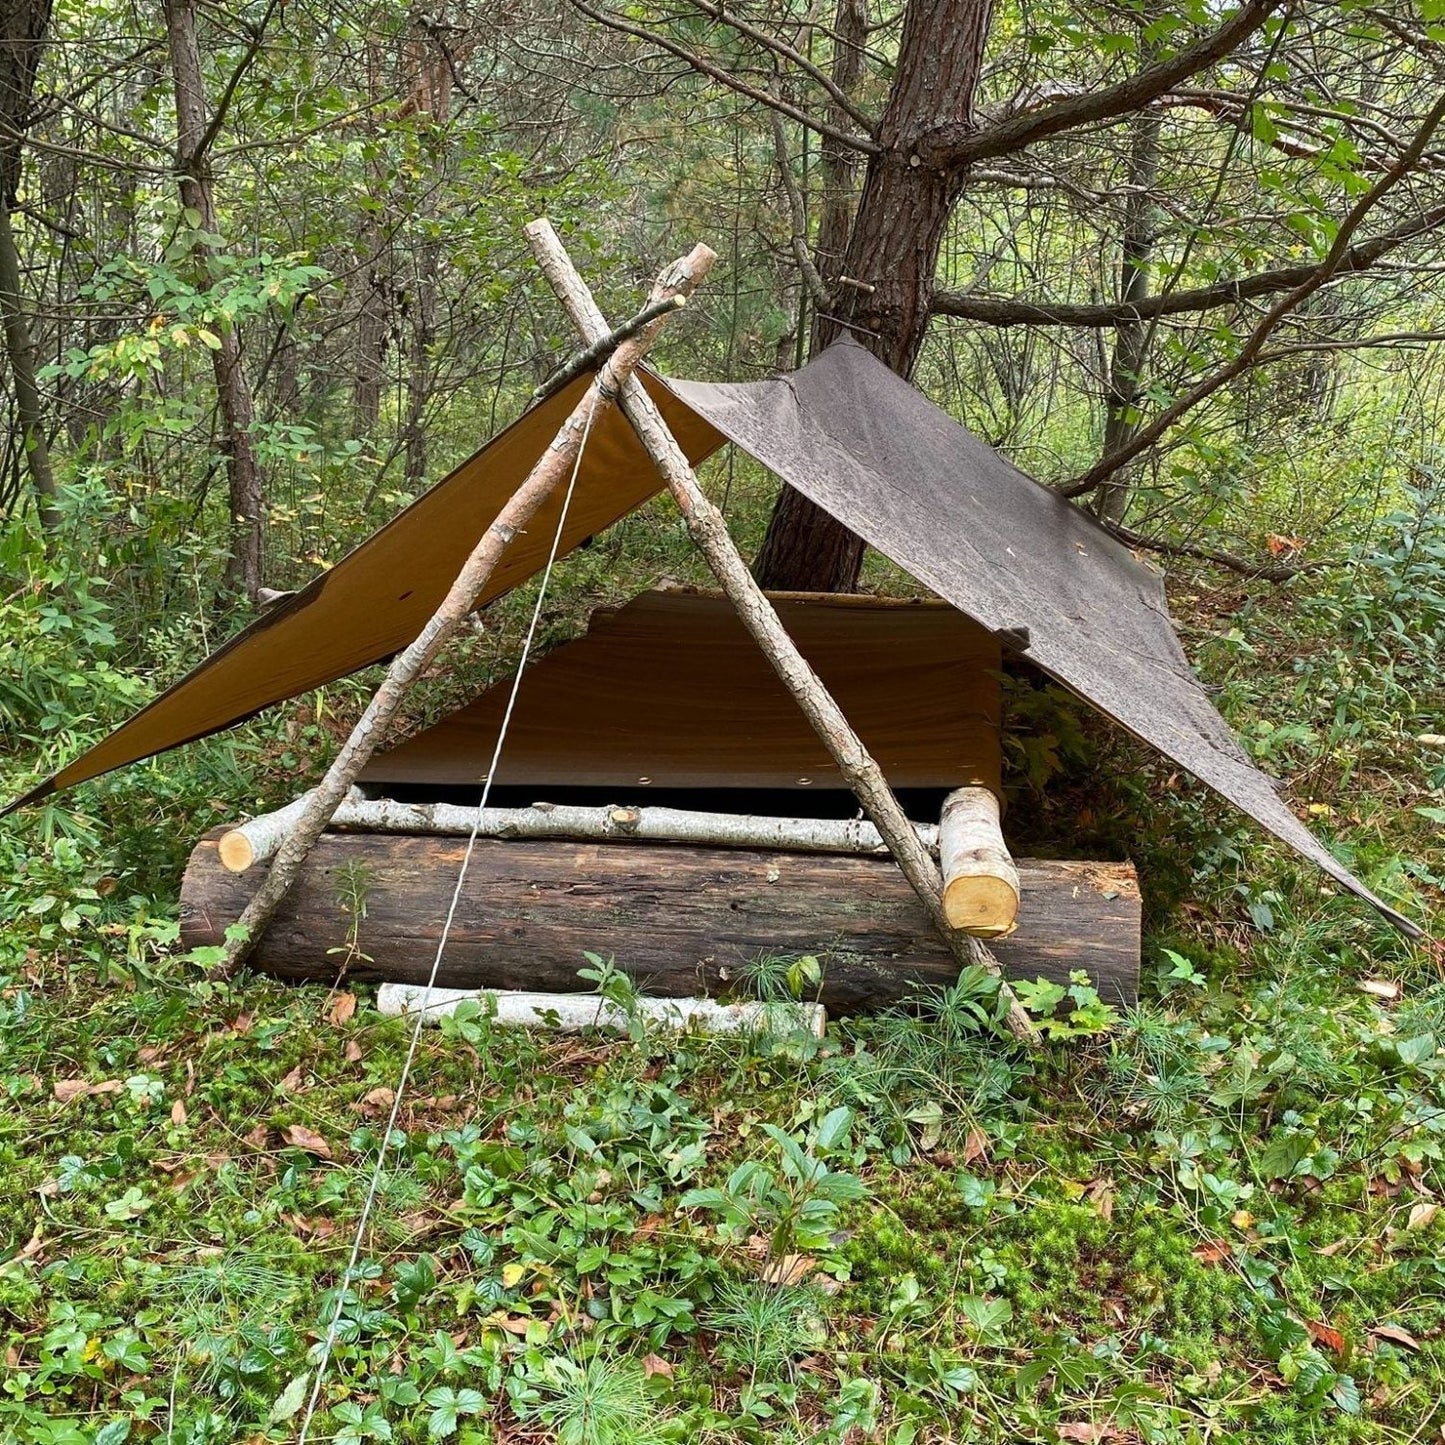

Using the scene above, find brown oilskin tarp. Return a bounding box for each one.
[3,340,1418,936]
[670,340,1418,936]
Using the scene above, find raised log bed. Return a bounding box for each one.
[181,830,1140,1013]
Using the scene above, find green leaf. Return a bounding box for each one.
[1260,1132,1313,1180]
[268,1372,311,1424]
[815,1105,854,1153]
[1396,1034,1437,1066]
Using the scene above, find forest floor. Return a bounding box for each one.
[4,503,1445,1443]
[4,879,1445,1444]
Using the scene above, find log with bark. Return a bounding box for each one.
[376,983,828,1038]
[218,795,939,872]
[181,830,1141,1013]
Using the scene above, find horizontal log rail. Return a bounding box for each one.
[218,794,941,873]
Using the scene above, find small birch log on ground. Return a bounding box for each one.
[525,218,1039,1043]
[214,241,714,976]
[938,787,1020,938]
[377,982,827,1038]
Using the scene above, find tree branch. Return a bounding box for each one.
[770,112,831,309]
[916,0,1282,167]
[931,198,1445,326]
[1061,89,1445,497]
[188,0,280,168]
[684,0,878,135]
[567,0,880,155]
[1105,520,1318,581]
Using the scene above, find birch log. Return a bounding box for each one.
[524,218,1038,1043]
[214,241,714,977]
[218,795,939,871]
[377,983,827,1038]
[938,787,1020,938]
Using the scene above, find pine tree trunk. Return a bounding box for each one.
[1093,111,1161,527]
[0,0,58,531]
[753,0,993,592]
[164,0,266,602]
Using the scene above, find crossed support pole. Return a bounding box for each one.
[221,218,1038,1044]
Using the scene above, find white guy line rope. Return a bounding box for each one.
[296,391,600,1442]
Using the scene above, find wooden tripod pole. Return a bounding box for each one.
[525,219,1038,1043]
[215,241,715,977]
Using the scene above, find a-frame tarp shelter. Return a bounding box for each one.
[3,339,1418,937]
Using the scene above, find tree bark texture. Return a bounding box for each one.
[1093,111,1162,526]
[163,0,266,602]
[0,0,57,530]
[753,0,993,592]
[377,983,827,1039]
[182,831,1142,1013]
[219,795,940,872]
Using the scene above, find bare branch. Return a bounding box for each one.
[684,0,878,135]
[931,198,1445,326]
[1105,520,1317,581]
[916,0,1282,168]
[568,0,880,154]
[1062,89,1445,498]
[770,112,831,310]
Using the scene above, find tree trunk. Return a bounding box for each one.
[0,193,56,530]
[0,0,58,531]
[163,0,266,602]
[352,37,391,438]
[1093,111,1161,526]
[753,0,993,592]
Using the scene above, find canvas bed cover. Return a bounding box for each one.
[4,338,1418,937]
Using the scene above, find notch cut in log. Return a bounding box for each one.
[376,983,827,1038]
[218,795,940,872]
[939,787,1020,938]
[181,830,1141,1014]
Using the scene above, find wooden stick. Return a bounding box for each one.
[214,242,714,977]
[938,787,1020,938]
[524,218,1038,1043]
[377,982,827,1038]
[532,294,687,402]
[218,795,941,872]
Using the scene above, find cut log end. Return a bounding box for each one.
[217,832,255,873]
[938,786,1020,938]
[942,871,1020,938]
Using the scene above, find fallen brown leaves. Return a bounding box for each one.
[327,992,357,1026]
[279,1124,333,1159]
[53,1078,123,1103]
[1305,1319,1346,1356]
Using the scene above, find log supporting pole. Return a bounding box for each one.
[213,242,714,977]
[219,796,940,872]
[524,218,1038,1043]
[183,834,1143,1012]
[939,786,1020,938]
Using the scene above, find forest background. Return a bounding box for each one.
[3,1,1445,1442]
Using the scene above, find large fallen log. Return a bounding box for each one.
[181,831,1140,1013]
